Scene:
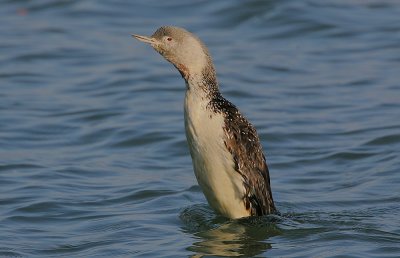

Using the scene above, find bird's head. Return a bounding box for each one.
[133,26,213,80]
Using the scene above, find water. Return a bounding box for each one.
[1,0,399,257]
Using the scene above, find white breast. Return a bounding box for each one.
[184,87,249,218]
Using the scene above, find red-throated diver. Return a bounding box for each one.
[133,26,276,219]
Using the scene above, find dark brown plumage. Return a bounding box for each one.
[208,92,276,216]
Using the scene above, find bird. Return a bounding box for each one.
[132,26,276,219]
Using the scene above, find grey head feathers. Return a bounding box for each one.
[133,26,218,92]
[155,26,219,94]
[150,26,212,62]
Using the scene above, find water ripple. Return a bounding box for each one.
[1,0,399,257]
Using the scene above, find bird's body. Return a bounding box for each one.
[133,26,275,218]
[184,78,251,218]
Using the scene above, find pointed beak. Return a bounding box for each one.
[132,34,157,45]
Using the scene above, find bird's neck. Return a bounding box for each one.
[182,63,220,98]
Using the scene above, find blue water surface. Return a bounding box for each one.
[1,0,400,257]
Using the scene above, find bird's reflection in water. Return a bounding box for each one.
[180,204,282,257]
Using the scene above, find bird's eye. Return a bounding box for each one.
[167,37,172,41]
